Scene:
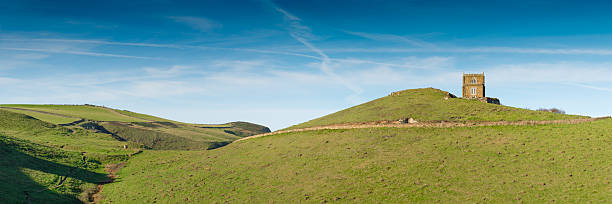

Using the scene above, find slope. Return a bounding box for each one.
[0,104,149,122]
[0,107,80,124]
[101,119,612,203]
[0,105,271,150]
[287,88,586,130]
[0,106,270,203]
[0,110,137,203]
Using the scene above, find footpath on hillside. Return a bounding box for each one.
[236,117,611,142]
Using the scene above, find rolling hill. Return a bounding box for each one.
[0,104,270,150]
[0,105,270,203]
[0,110,133,203]
[101,119,612,203]
[96,88,610,203]
[2,89,609,203]
[287,88,586,130]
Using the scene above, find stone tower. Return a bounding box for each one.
[462,73,485,98]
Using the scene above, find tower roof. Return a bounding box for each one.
[463,73,485,76]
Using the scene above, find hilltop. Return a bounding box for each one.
[288,88,586,130]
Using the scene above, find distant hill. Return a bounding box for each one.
[0,104,271,150]
[0,104,151,123]
[288,88,586,130]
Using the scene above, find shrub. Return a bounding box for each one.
[536,108,566,114]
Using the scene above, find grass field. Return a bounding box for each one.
[113,109,176,122]
[0,107,80,124]
[0,105,270,151]
[0,110,134,157]
[288,88,586,130]
[100,122,232,150]
[0,104,149,122]
[3,90,606,203]
[101,119,611,203]
[0,105,272,203]
[0,110,138,203]
[0,134,109,204]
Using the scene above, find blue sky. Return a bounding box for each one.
[1,0,612,130]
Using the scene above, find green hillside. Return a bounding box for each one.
[0,104,149,122]
[0,104,271,150]
[0,106,271,203]
[288,88,586,130]
[2,91,607,203]
[0,107,80,124]
[0,135,109,204]
[101,119,612,203]
[0,110,135,203]
[0,110,133,157]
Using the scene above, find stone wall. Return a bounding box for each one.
[479,97,501,105]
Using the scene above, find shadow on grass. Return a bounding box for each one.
[0,137,108,204]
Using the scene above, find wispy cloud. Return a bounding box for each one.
[0,38,322,60]
[13,53,49,60]
[271,3,363,95]
[11,38,182,48]
[484,62,612,83]
[0,54,47,70]
[344,31,435,48]
[143,65,192,77]
[565,82,612,92]
[212,60,268,71]
[323,46,612,56]
[167,16,221,32]
[275,8,300,21]
[333,56,453,70]
[0,77,21,84]
[0,47,156,59]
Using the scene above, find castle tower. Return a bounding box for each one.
[462,73,485,98]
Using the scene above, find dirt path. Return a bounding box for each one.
[89,162,126,203]
[236,117,611,142]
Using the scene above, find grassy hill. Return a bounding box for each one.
[0,110,135,203]
[0,134,109,204]
[100,119,611,203]
[3,90,608,203]
[0,110,133,157]
[0,104,271,150]
[0,105,270,203]
[288,88,586,130]
[96,88,609,203]
[0,104,149,123]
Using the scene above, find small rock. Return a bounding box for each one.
[408,118,418,124]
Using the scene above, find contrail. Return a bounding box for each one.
[271,5,363,94]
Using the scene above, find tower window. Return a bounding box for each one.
[471,88,477,95]
[471,77,477,84]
